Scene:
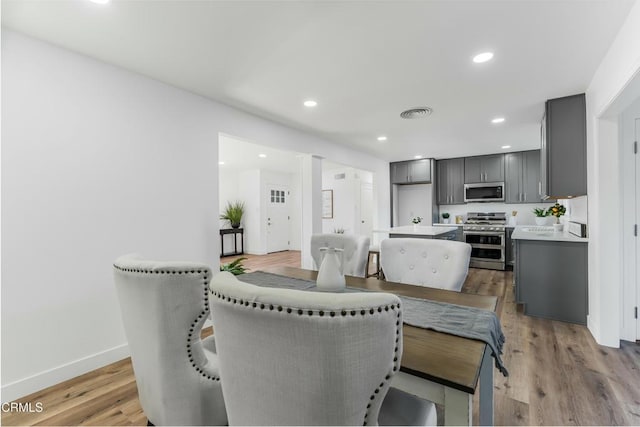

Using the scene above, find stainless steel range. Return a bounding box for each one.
[463,212,506,270]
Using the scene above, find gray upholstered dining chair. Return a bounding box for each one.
[380,238,472,292]
[113,254,227,426]
[310,233,371,277]
[209,271,437,426]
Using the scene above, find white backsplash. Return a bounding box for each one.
[436,201,573,226]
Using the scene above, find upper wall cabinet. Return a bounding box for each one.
[541,93,587,198]
[436,158,465,205]
[464,154,504,183]
[390,159,431,184]
[505,150,550,204]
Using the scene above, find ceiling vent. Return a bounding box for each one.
[334,173,346,180]
[400,107,433,119]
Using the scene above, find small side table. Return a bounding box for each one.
[220,228,244,257]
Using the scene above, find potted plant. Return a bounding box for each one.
[220,201,245,229]
[442,213,451,224]
[411,216,423,230]
[547,203,567,232]
[220,257,248,275]
[533,207,548,226]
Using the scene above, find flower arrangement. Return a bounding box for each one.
[411,216,423,225]
[546,203,566,224]
[442,213,450,219]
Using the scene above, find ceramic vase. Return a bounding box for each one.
[553,217,563,232]
[535,217,548,226]
[317,247,345,292]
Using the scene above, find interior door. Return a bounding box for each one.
[266,185,290,253]
[359,183,373,238]
[636,118,640,340]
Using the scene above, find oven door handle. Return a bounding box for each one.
[467,243,505,250]
[463,231,505,235]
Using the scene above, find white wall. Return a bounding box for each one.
[322,168,356,234]
[236,169,262,254]
[1,30,390,400]
[218,167,241,251]
[585,0,640,347]
[438,201,570,226]
[396,184,433,226]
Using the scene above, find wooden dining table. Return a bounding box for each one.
[261,266,500,426]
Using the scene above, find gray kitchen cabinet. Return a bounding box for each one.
[505,150,550,203]
[464,154,504,183]
[541,93,587,198]
[436,158,465,205]
[391,162,410,184]
[390,159,431,184]
[515,239,588,324]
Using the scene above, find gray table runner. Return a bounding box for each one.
[238,271,508,377]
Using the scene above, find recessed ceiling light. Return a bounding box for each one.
[219,161,225,165]
[414,155,423,159]
[491,117,505,124]
[473,52,494,63]
[377,136,387,141]
[303,100,317,107]
[89,0,110,4]
[258,154,267,158]
[501,145,511,149]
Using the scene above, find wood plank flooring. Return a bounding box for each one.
[3,250,639,426]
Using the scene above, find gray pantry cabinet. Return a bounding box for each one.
[505,150,549,204]
[464,154,504,183]
[390,159,431,184]
[436,158,465,205]
[541,93,587,198]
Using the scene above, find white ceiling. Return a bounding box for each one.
[2,0,634,161]
[219,134,302,174]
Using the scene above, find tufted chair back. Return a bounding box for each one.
[310,234,371,277]
[113,254,227,426]
[209,271,402,426]
[380,238,472,292]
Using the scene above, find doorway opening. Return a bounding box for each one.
[218,133,303,256]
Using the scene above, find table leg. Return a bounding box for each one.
[444,386,472,426]
[391,371,473,426]
[479,346,494,426]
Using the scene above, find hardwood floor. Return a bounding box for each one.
[3,250,639,426]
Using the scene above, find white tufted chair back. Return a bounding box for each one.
[310,234,371,277]
[380,238,472,291]
[113,254,227,426]
[209,272,402,426]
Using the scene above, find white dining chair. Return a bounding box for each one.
[380,238,472,292]
[310,233,370,277]
[113,254,227,426]
[209,271,437,426]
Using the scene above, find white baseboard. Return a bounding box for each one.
[1,343,130,402]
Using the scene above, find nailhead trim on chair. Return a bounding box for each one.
[210,290,402,425]
[113,265,220,382]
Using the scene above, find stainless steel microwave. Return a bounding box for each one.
[464,182,505,203]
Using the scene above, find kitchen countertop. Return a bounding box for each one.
[381,225,459,236]
[511,225,589,242]
[432,223,465,227]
